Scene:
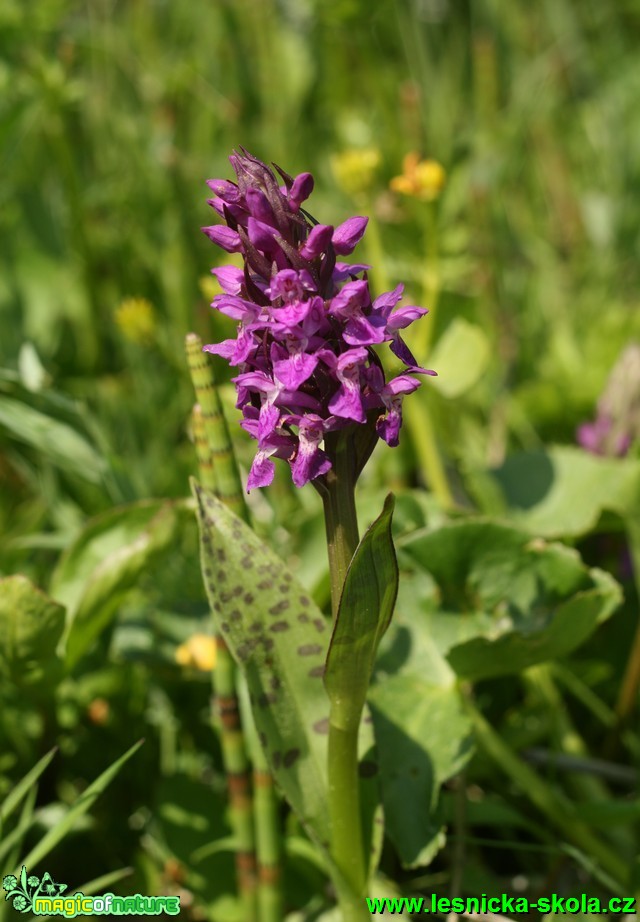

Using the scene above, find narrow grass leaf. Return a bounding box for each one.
[20,740,143,870]
[0,748,56,824]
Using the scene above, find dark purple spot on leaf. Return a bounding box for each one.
[312,718,330,735]
[236,643,250,661]
[308,665,325,678]
[313,618,326,633]
[270,676,281,691]
[249,621,261,633]
[272,751,282,769]
[220,622,230,633]
[298,613,310,624]
[230,609,242,622]
[299,595,310,607]
[258,579,274,591]
[268,600,290,616]
[283,748,301,768]
[297,644,322,656]
[270,621,289,633]
[244,592,254,604]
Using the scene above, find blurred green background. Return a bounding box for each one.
[2,0,640,916]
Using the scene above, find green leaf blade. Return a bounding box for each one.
[324,494,398,730]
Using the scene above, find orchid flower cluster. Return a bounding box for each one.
[202,149,434,490]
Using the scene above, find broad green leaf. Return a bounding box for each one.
[0,577,65,687]
[0,748,56,824]
[325,494,398,730]
[193,481,332,854]
[490,447,640,537]
[429,318,491,398]
[0,396,105,483]
[369,673,472,869]
[52,501,185,669]
[20,740,143,870]
[399,520,622,680]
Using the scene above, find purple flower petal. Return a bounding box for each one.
[333,261,372,282]
[202,225,243,253]
[288,173,314,210]
[385,305,429,333]
[372,284,404,316]
[273,350,318,390]
[211,266,244,295]
[291,415,332,487]
[332,216,368,255]
[247,452,276,491]
[300,224,334,259]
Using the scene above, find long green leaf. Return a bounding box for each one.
[0,748,56,824]
[20,740,143,869]
[0,396,105,483]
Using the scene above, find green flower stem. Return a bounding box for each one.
[465,694,627,890]
[321,437,360,621]
[319,440,370,922]
[328,722,370,922]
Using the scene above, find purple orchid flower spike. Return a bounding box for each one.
[201,149,435,489]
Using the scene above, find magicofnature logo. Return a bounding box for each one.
[3,868,180,917]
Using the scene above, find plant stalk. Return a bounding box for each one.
[320,438,370,921]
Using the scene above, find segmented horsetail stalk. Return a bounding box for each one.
[186,333,257,920]
[191,404,216,491]
[238,674,284,922]
[185,332,247,522]
[186,333,283,922]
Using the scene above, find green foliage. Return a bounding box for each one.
[0,576,65,687]
[1,0,640,915]
[399,520,622,679]
[324,494,398,731]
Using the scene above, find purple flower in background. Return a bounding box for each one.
[202,148,436,489]
[577,344,640,457]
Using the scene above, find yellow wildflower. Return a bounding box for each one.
[175,633,217,671]
[390,153,446,202]
[114,297,156,345]
[331,148,381,198]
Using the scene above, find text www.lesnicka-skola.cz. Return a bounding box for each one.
[366,894,637,915]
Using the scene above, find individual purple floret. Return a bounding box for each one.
[202,149,435,490]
